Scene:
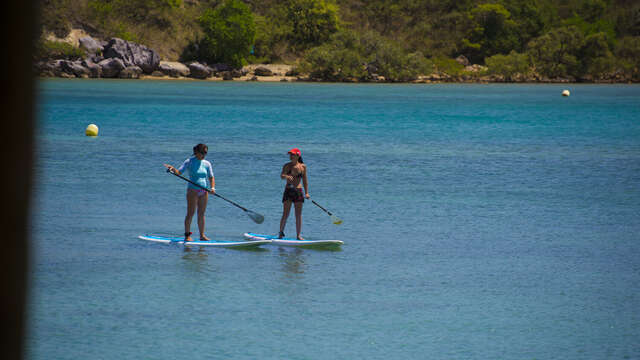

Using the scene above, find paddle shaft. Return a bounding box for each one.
[167,169,249,212]
[311,199,334,216]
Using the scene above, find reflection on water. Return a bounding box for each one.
[181,246,209,274]
[279,247,306,277]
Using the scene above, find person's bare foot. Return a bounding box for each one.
[184,232,193,242]
[200,235,210,241]
[297,236,304,240]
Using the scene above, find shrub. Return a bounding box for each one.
[615,36,640,66]
[35,40,86,60]
[285,0,340,50]
[298,30,365,81]
[252,14,292,63]
[198,0,256,68]
[361,32,431,81]
[432,56,464,75]
[485,50,531,76]
[300,30,433,82]
[614,36,640,79]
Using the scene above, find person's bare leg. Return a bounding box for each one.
[184,190,197,241]
[279,200,292,237]
[294,201,304,240]
[197,193,209,240]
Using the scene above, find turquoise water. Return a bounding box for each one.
[28,79,640,359]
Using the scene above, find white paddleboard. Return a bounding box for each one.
[244,232,343,247]
[139,234,271,248]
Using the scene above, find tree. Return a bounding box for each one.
[252,13,292,62]
[527,26,585,78]
[198,0,255,68]
[581,32,615,77]
[286,0,340,49]
[360,31,431,81]
[360,0,406,36]
[501,0,553,50]
[615,36,640,79]
[461,3,519,63]
[298,30,365,81]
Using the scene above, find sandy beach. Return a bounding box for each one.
[140,63,298,82]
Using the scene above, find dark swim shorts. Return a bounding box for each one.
[282,186,305,203]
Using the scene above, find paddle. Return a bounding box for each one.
[165,168,265,224]
[311,199,342,225]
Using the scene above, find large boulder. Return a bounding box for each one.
[119,66,143,79]
[102,38,160,74]
[188,62,211,79]
[61,60,89,77]
[254,66,273,76]
[455,55,470,66]
[79,36,103,55]
[81,60,102,78]
[221,71,233,80]
[35,60,60,77]
[98,58,125,78]
[210,63,233,73]
[158,61,190,77]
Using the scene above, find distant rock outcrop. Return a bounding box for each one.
[188,62,211,79]
[254,66,273,76]
[98,58,126,78]
[158,61,190,77]
[78,36,103,55]
[61,60,89,77]
[81,59,102,78]
[119,66,143,79]
[103,38,160,74]
[455,55,470,66]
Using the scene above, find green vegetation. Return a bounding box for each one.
[35,40,86,60]
[194,0,255,67]
[485,51,530,78]
[37,0,640,81]
[298,30,433,82]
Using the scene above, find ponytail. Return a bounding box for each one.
[193,143,208,155]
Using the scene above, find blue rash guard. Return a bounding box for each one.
[177,156,214,190]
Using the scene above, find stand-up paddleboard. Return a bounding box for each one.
[138,234,271,248]
[244,233,343,247]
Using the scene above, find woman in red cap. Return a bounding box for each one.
[279,148,310,239]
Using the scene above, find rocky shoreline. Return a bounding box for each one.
[35,34,638,84]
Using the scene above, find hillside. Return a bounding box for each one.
[37,0,640,82]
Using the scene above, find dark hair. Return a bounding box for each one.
[298,156,304,164]
[193,143,208,155]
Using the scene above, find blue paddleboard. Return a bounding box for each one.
[244,233,343,247]
[138,234,271,248]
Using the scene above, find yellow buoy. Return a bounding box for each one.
[562,90,570,97]
[85,124,99,136]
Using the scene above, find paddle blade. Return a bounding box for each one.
[331,215,343,225]
[247,210,264,224]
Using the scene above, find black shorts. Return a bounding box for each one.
[282,186,304,203]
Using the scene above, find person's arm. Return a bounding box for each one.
[302,165,310,198]
[163,163,180,175]
[281,164,293,182]
[164,158,189,175]
[207,162,215,194]
[209,176,215,194]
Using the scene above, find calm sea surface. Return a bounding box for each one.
[28,79,640,359]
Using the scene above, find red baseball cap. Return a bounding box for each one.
[288,148,301,156]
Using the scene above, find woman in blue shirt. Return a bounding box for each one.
[164,144,215,242]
